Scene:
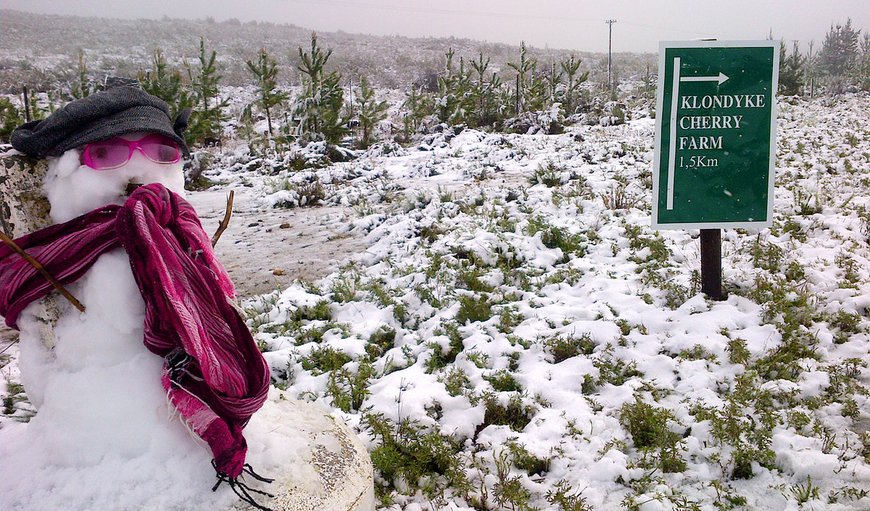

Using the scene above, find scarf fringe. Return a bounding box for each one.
[164,387,210,449]
[211,461,275,511]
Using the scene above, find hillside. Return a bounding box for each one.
[0,9,654,94]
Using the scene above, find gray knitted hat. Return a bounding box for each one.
[11,86,191,158]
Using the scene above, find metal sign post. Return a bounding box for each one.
[652,41,779,300]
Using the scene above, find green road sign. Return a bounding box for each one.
[652,41,779,229]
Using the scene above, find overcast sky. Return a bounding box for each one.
[4,0,869,53]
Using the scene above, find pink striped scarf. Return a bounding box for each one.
[0,183,269,481]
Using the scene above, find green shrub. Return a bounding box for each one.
[331,268,361,303]
[326,362,374,412]
[0,97,23,143]
[547,481,591,511]
[726,338,751,365]
[426,322,465,372]
[626,226,670,263]
[485,370,523,392]
[480,393,536,432]
[529,160,564,187]
[527,216,586,257]
[292,322,349,345]
[492,449,534,511]
[456,294,493,324]
[754,325,819,382]
[507,441,550,476]
[456,266,494,293]
[366,326,396,359]
[292,300,333,321]
[750,237,783,272]
[619,397,686,473]
[363,413,468,503]
[440,367,471,397]
[582,347,644,392]
[544,334,595,363]
[676,344,717,362]
[300,346,351,375]
[835,252,861,289]
[690,372,778,479]
[830,311,862,344]
[497,306,524,333]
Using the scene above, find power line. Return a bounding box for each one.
[619,20,720,39]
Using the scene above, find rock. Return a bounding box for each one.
[0,151,52,238]
[228,392,374,511]
[0,151,60,344]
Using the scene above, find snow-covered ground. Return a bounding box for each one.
[2,92,869,510]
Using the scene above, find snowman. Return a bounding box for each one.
[0,86,373,511]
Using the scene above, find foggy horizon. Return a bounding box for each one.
[2,1,869,54]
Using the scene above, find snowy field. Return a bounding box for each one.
[2,91,870,510]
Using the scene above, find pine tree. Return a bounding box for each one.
[0,97,23,143]
[524,71,549,112]
[641,63,654,100]
[139,48,193,119]
[560,54,589,114]
[778,41,806,96]
[469,52,493,127]
[432,48,472,125]
[354,76,388,148]
[246,48,288,138]
[293,33,348,145]
[236,103,256,143]
[861,33,870,91]
[544,62,563,105]
[68,49,94,100]
[401,85,433,137]
[508,42,537,113]
[185,38,228,145]
[818,19,860,78]
[486,71,507,125]
[27,89,55,121]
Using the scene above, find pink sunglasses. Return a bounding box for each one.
[80,134,181,170]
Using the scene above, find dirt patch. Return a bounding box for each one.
[187,187,368,299]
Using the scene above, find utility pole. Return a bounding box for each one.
[807,40,816,98]
[605,19,617,94]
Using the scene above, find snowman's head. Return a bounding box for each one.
[10,86,191,223]
[44,132,186,222]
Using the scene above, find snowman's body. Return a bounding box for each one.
[0,144,238,509]
[0,138,374,511]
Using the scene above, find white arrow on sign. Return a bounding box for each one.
[681,72,729,85]
[666,58,728,210]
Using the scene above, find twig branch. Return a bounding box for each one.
[211,190,235,247]
[0,231,86,313]
[0,338,18,357]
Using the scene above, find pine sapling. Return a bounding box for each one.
[354,76,388,149]
[508,42,537,113]
[293,33,349,146]
[246,48,288,138]
[185,38,229,145]
[139,48,192,121]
